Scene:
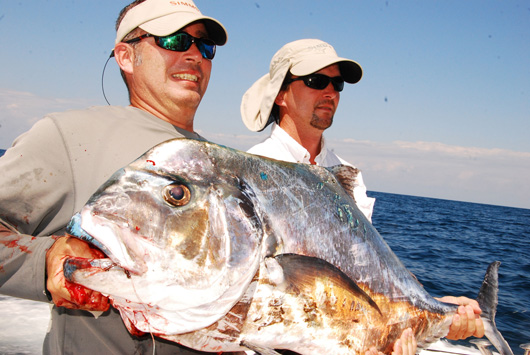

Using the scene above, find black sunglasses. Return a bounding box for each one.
[124,31,216,60]
[286,74,345,92]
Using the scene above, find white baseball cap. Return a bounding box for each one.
[241,39,362,132]
[115,0,227,45]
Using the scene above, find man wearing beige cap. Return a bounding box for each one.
[0,1,238,353]
[241,39,375,221]
[241,39,485,341]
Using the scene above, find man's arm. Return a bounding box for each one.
[1,222,108,309]
[0,221,55,301]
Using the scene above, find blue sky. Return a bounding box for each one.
[1,1,529,208]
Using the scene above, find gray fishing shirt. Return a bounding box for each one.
[0,105,241,354]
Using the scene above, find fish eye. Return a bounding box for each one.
[163,184,191,206]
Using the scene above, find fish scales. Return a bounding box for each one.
[64,138,513,355]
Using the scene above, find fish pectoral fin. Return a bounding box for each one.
[273,254,382,316]
[240,340,282,355]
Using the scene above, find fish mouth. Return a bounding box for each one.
[63,216,127,291]
[66,212,148,275]
[67,213,109,255]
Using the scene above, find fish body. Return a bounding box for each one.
[65,138,512,354]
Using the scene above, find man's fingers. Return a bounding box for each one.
[463,305,476,338]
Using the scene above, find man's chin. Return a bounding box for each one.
[310,115,333,130]
[170,88,203,107]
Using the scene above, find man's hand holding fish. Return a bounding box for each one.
[437,296,485,340]
[46,236,109,311]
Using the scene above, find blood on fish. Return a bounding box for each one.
[146,160,156,166]
[65,278,109,310]
[65,280,91,305]
[63,259,109,309]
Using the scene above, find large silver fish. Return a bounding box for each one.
[64,138,513,355]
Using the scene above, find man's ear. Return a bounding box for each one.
[113,42,135,75]
[274,89,286,107]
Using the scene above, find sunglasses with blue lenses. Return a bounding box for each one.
[124,31,216,60]
[286,74,345,92]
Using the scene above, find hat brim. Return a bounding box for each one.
[241,63,290,132]
[140,13,227,45]
[291,58,362,83]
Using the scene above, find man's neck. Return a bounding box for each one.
[279,120,323,164]
[130,100,196,133]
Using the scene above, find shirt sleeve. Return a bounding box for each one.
[351,171,375,222]
[0,117,74,302]
[335,156,375,222]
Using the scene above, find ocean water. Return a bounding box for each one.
[0,191,528,354]
[368,191,530,354]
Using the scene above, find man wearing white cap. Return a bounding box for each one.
[241,39,485,341]
[0,1,241,353]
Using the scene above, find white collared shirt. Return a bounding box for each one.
[248,123,375,220]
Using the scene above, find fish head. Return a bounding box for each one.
[66,139,264,331]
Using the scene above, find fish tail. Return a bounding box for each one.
[476,261,513,355]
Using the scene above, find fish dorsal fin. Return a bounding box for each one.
[327,165,360,201]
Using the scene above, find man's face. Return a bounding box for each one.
[278,64,341,131]
[127,22,212,127]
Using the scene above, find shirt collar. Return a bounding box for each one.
[315,135,330,165]
[270,123,328,165]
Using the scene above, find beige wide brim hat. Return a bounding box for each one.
[241,39,362,132]
[115,0,227,45]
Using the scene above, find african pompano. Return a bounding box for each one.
[64,138,513,355]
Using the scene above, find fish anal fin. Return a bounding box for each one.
[240,340,282,355]
[273,253,382,317]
